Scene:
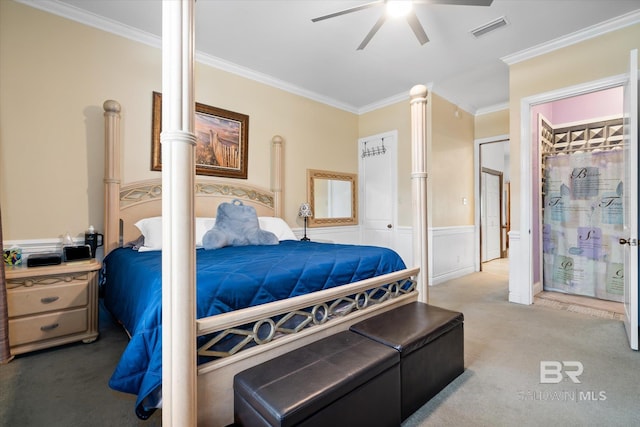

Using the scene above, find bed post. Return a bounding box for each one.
[103,100,121,255]
[162,0,197,425]
[410,85,429,303]
[271,135,284,218]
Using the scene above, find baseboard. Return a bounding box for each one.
[431,266,476,286]
[533,281,543,296]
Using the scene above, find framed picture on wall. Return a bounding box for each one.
[151,91,249,179]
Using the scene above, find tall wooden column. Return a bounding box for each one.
[271,135,284,218]
[103,100,121,254]
[410,85,429,303]
[161,1,197,425]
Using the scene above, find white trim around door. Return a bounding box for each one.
[516,73,628,306]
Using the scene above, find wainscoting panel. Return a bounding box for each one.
[508,231,531,305]
[296,225,413,270]
[9,225,476,287]
[294,226,360,245]
[339,224,477,286]
[430,226,476,285]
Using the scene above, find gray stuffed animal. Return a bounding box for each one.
[203,199,279,250]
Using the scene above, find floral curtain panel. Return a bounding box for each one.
[542,150,624,302]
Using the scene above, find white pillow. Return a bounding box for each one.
[258,217,297,241]
[195,217,216,246]
[134,217,217,251]
[134,217,163,251]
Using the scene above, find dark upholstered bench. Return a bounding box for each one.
[350,302,464,420]
[233,330,401,427]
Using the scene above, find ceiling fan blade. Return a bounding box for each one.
[406,11,429,45]
[357,14,387,50]
[311,1,382,22]
[414,0,493,5]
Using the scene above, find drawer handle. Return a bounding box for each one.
[40,296,60,304]
[40,323,59,332]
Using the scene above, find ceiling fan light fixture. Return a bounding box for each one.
[386,1,413,19]
[313,0,494,50]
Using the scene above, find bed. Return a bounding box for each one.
[101,93,427,425]
[103,240,412,419]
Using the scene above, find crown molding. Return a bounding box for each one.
[358,83,435,114]
[362,82,479,116]
[194,51,359,114]
[475,102,509,116]
[15,0,361,115]
[15,0,468,116]
[22,1,635,117]
[427,84,477,115]
[358,92,409,114]
[502,9,640,65]
[16,0,161,49]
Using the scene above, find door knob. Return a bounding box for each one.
[387,224,392,229]
[619,238,638,246]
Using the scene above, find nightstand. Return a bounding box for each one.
[4,260,101,355]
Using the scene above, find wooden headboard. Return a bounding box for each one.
[102,100,284,254]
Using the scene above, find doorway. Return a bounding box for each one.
[538,111,625,305]
[475,137,510,272]
[481,168,502,262]
[515,56,638,350]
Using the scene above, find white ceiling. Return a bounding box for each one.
[21,0,640,114]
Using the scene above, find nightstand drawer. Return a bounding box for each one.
[4,261,101,356]
[8,281,89,317]
[9,308,88,346]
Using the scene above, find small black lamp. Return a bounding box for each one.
[298,202,312,241]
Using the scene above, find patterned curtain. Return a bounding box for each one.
[0,206,12,363]
[542,150,624,302]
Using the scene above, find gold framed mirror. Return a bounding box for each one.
[307,169,358,227]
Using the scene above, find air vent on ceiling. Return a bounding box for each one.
[470,16,508,38]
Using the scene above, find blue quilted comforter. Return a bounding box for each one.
[102,241,406,418]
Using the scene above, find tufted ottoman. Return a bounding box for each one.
[350,302,464,420]
[233,330,401,427]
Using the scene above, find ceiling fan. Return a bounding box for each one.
[311,0,494,50]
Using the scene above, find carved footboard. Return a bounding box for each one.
[195,267,419,426]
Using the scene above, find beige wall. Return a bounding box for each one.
[430,93,475,227]
[475,109,509,139]
[0,1,480,242]
[358,91,476,228]
[508,23,640,231]
[0,1,357,240]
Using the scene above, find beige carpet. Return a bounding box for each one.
[403,267,640,427]
[483,258,626,321]
[1,263,637,427]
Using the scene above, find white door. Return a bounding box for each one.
[359,131,397,249]
[482,171,502,262]
[622,49,638,350]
